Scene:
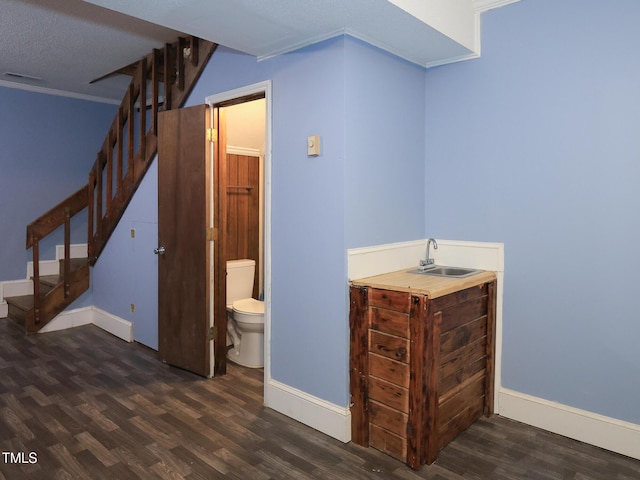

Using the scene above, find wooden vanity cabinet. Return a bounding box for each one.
[349,280,496,469]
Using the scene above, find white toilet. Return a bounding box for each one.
[226,259,264,368]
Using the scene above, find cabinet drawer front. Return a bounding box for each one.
[368,354,410,388]
[369,289,410,313]
[369,376,409,413]
[369,400,407,437]
[369,330,409,363]
[370,307,410,338]
[369,423,406,462]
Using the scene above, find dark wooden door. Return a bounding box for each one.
[157,105,212,377]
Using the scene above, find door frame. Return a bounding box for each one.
[206,81,272,396]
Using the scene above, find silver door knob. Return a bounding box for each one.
[154,246,166,255]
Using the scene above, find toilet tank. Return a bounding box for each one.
[226,259,255,306]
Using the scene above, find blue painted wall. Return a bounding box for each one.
[344,38,426,248]
[9,3,638,429]
[95,38,349,402]
[425,0,640,424]
[93,36,426,406]
[0,87,116,281]
[92,161,159,348]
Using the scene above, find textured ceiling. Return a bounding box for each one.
[1,0,501,104]
[0,0,182,102]
[84,0,476,65]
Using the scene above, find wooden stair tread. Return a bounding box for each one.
[40,257,91,286]
[59,257,90,269]
[40,274,62,287]
[5,295,34,311]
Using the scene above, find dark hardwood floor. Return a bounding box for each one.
[1,318,639,479]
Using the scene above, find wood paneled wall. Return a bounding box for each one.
[225,153,260,298]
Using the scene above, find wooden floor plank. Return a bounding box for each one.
[1,319,639,479]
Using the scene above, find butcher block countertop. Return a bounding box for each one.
[350,268,496,299]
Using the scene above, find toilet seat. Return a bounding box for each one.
[232,298,264,324]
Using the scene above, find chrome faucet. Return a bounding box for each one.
[420,238,438,268]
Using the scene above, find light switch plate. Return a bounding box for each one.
[307,135,320,156]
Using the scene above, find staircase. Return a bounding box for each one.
[4,36,217,334]
[5,255,91,329]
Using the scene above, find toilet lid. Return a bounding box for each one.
[233,298,264,315]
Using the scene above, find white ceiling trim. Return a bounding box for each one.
[429,0,521,68]
[0,79,120,105]
[474,0,521,13]
[469,0,520,63]
[256,27,346,63]
[426,51,480,69]
[255,27,478,71]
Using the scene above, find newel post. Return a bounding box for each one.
[32,235,40,326]
[63,207,71,298]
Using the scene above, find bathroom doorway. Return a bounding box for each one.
[207,82,271,396]
[222,99,266,300]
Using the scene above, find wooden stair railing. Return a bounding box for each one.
[24,185,91,334]
[89,37,217,262]
[10,36,217,334]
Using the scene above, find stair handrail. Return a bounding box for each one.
[26,184,89,328]
[88,36,217,263]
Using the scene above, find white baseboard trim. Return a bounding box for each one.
[1,280,33,318]
[55,243,88,260]
[499,388,640,461]
[37,306,133,343]
[38,306,93,333]
[265,379,351,443]
[91,307,134,342]
[26,260,59,279]
[1,279,34,300]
